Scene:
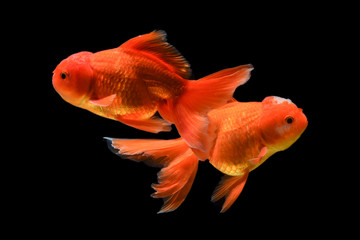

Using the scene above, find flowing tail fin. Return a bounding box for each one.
[159,64,253,153]
[105,137,198,213]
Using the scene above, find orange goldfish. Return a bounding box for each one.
[52,31,253,150]
[105,96,308,213]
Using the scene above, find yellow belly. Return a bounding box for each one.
[208,101,264,176]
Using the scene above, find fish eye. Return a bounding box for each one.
[285,116,294,124]
[60,72,67,80]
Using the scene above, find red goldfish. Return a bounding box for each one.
[52,31,253,150]
[105,96,308,213]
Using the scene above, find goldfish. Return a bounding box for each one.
[52,31,253,150]
[105,96,308,213]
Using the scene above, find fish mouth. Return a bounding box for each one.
[300,111,308,130]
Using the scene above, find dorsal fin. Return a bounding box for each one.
[119,30,191,79]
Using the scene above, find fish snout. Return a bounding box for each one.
[298,110,308,132]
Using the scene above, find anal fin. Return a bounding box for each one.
[211,171,249,213]
[116,115,172,133]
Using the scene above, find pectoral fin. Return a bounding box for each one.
[89,94,117,107]
[248,146,267,167]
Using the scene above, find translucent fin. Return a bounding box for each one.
[116,115,172,133]
[248,146,267,167]
[159,64,253,152]
[119,30,191,79]
[105,137,199,213]
[152,149,198,213]
[89,94,116,107]
[211,171,249,213]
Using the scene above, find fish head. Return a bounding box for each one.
[259,96,308,151]
[52,51,94,107]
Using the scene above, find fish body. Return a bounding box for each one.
[106,96,308,213]
[53,31,253,148]
[85,44,185,118]
[207,101,264,176]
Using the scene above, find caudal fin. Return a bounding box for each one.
[159,64,253,153]
[105,137,198,213]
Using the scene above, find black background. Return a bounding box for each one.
[10,2,352,237]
